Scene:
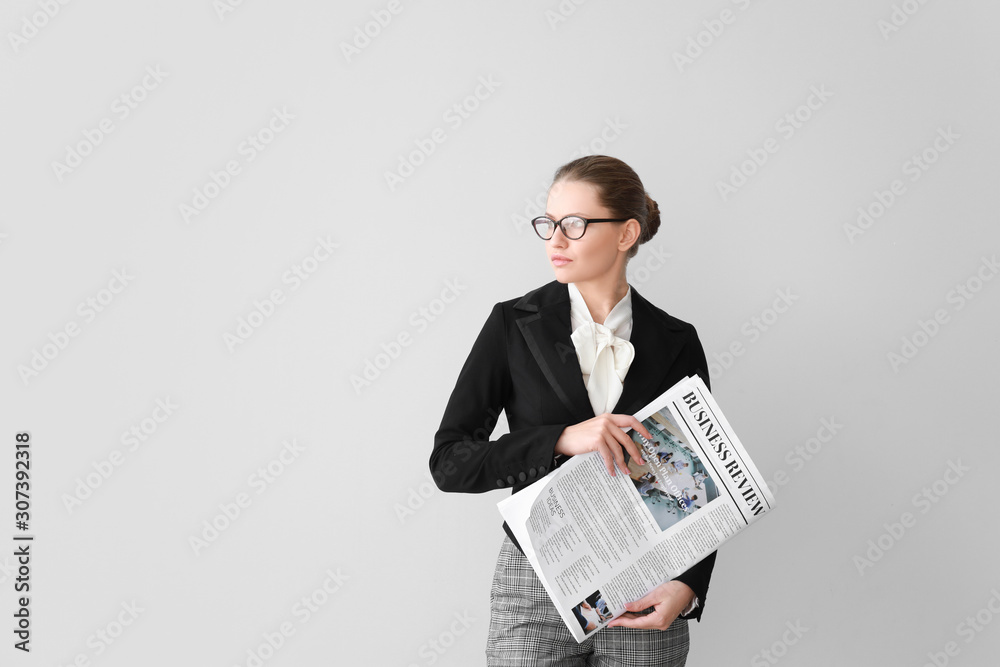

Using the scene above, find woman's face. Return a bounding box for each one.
[543,179,635,282]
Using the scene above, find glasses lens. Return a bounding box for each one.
[562,216,586,239]
[532,217,555,239]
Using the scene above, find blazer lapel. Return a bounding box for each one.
[514,281,594,424]
[513,280,689,423]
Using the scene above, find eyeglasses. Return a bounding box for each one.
[530,215,630,240]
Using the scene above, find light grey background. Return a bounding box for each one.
[2,1,998,665]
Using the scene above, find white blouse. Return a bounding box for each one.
[566,281,700,617]
[567,281,635,417]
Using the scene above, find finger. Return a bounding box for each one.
[631,417,653,442]
[596,441,617,476]
[613,612,641,620]
[616,429,647,468]
[604,430,629,475]
[595,433,621,476]
[609,413,652,444]
[606,414,647,466]
[606,614,636,628]
[608,612,662,631]
[624,591,657,612]
[607,425,645,469]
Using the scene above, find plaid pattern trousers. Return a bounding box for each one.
[486,535,690,666]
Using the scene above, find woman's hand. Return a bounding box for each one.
[554,413,652,476]
[606,580,694,631]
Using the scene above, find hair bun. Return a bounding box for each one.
[644,194,661,243]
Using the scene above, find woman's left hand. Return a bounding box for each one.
[606,581,694,631]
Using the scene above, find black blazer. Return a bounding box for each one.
[430,278,718,622]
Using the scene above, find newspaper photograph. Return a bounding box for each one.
[497,374,776,643]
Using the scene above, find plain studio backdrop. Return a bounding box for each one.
[1,1,998,665]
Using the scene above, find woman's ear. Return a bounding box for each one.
[620,219,642,252]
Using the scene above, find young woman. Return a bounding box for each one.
[430,155,717,666]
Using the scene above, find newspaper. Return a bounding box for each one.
[497,375,776,642]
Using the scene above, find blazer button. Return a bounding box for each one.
[518,471,526,482]
[506,475,516,485]
[538,465,546,474]
[496,479,505,487]
[529,467,537,478]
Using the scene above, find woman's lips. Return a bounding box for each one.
[551,256,572,266]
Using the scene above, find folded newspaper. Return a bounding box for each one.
[497,375,775,642]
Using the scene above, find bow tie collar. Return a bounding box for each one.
[567,282,635,417]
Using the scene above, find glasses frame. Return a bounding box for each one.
[530,214,631,240]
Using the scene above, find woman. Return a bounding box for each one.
[575,600,602,633]
[430,155,717,666]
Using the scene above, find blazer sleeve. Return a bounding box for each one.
[670,324,718,623]
[430,302,571,493]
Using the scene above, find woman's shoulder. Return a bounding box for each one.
[474,280,567,325]
[630,284,703,337]
[499,279,566,311]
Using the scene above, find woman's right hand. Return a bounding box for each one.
[554,414,652,477]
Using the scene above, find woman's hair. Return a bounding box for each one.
[551,155,660,260]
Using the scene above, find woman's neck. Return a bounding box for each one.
[573,277,629,324]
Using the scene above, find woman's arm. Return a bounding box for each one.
[430,302,572,493]
[671,550,717,622]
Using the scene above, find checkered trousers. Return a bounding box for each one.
[486,535,690,666]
